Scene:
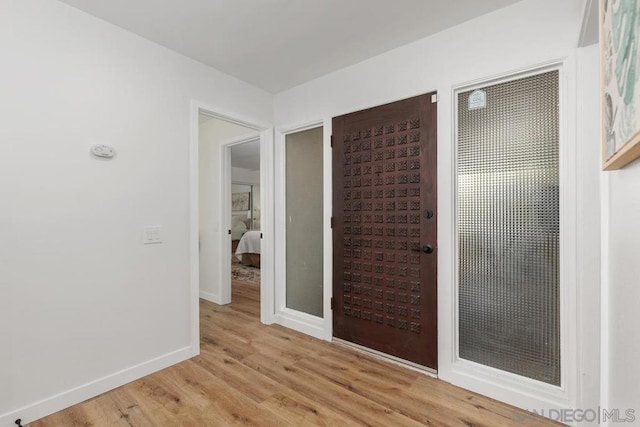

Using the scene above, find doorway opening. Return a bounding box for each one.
[191,104,274,354]
[198,114,258,307]
[229,138,261,316]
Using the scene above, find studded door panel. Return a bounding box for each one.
[332,94,437,368]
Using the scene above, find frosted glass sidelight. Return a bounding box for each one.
[457,71,560,385]
[285,127,324,317]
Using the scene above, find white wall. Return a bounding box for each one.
[562,9,636,423]
[275,0,581,125]
[604,137,640,416]
[0,0,271,423]
[232,167,260,185]
[274,0,601,416]
[199,119,258,303]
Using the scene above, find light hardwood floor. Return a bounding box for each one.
[31,280,560,426]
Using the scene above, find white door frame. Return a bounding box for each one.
[220,134,261,305]
[439,59,578,412]
[189,100,275,357]
[274,121,330,340]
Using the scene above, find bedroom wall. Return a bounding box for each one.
[230,183,252,230]
[231,182,253,198]
[273,0,601,416]
[252,185,261,226]
[232,166,260,184]
[232,167,261,224]
[0,0,272,424]
[200,120,259,303]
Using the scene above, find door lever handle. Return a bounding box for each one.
[411,244,434,254]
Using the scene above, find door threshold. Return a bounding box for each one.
[332,338,438,378]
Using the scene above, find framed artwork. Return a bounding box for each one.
[602,0,640,170]
[232,192,250,211]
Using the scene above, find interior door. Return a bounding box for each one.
[332,93,437,369]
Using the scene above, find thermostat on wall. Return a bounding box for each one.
[90,144,116,158]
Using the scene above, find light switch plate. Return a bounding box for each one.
[143,226,162,244]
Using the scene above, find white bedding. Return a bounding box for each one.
[235,230,261,261]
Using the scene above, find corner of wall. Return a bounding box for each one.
[199,290,223,305]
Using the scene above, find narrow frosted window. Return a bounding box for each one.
[457,71,560,385]
[286,127,324,317]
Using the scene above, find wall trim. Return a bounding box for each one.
[199,290,222,304]
[276,309,325,340]
[219,133,262,307]
[258,127,277,325]
[0,346,193,426]
[322,117,333,341]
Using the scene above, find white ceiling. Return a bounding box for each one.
[57,0,523,93]
[231,139,261,171]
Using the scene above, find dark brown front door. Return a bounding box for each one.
[332,93,437,369]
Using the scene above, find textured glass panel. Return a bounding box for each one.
[457,71,560,385]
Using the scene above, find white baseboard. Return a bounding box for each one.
[199,290,222,304]
[0,346,193,426]
[276,308,325,340]
[441,362,570,420]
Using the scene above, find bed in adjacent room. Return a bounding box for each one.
[235,230,261,268]
[231,216,247,253]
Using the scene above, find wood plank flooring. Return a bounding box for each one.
[30,280,560,426]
